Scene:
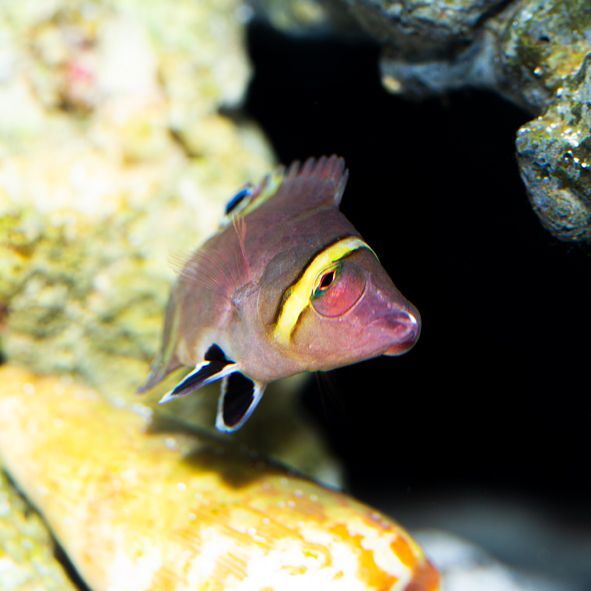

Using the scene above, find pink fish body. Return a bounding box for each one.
[141,156,420,431]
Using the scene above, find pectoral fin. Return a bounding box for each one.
[158,344,236,403]
[137,291,182,394]
[216,373,265,433]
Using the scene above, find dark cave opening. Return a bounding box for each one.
[244,24,591,512]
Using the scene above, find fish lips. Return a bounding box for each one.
[372,305,421,356]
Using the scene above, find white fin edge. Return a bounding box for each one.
[158,362,238,405]
[215,377,266,433]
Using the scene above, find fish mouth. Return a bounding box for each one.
[379,307,421,356]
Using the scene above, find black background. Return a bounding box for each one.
[245,25,591,517]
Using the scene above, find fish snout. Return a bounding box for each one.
[382,304,421,356]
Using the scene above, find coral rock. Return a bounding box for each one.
[0,0,273,397]
[274,0,591,242]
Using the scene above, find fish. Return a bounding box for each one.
[140,156,420,432]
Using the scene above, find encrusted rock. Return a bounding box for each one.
[498,1,591,112]
[364,0,591,242]
[516,55,591,242]
[347,0,506,56]
[0,0,271,398]
[257,0,591,242]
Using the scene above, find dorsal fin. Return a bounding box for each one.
[276,155,348,208]
[220,155,348,227]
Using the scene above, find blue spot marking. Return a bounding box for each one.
[225,186,253,215]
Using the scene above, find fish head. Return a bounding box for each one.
[274,244,420,372]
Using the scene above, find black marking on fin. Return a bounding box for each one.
[170,361,228,397]
[204,343,231,363]
[159,345,236,404]
[225,185,253,215]
[216,373,265,432]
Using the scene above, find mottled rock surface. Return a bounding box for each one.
[352,0,591,243]
[256,0,591,242]
[497,1,591,111]
[348,0,506,55]
[516,56,591,241]
[0,0,271,398]
[343,1,591,111]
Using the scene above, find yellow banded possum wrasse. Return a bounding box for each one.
[140,156,421,432]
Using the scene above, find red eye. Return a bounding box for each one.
[311,262,366,318]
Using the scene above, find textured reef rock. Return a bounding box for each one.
[254,0,591,242]
[350,0,591,242]
[0,366,440,591]
[0,0,270,397]
[347,0,506,57]
[516,55,591,242]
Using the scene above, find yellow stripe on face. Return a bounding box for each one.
[273,236,373,346]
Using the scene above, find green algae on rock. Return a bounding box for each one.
[362,0,591,242]
[498,0,591,112]
[516,55,591,242]
[0,470,76,591]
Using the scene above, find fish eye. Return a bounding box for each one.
[313,267,338,298]
[311,261,366,318]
